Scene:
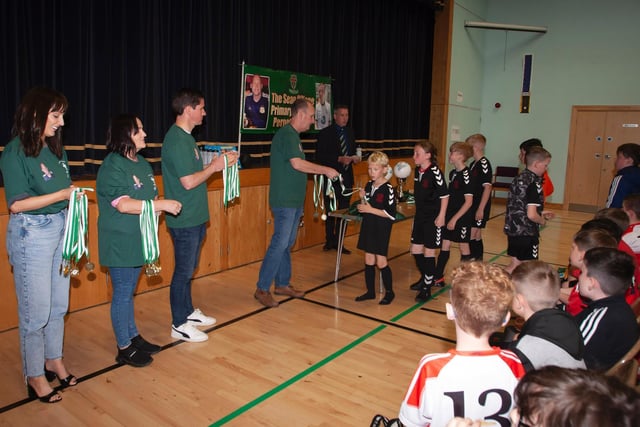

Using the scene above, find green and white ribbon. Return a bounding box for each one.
[140,200,160,265]
[332,175,361,197]
[313,174,362,216]
[313,174,326,214]
[62,187,93,275]
[326,179,337,212]
[222,155,240,207]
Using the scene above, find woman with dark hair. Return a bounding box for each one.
[0,87,78,403]
[96,114,182,367]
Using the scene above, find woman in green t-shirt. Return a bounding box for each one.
[96,115,182,368]
[1,87,78,403]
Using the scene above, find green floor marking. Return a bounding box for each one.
[210,287,452,425]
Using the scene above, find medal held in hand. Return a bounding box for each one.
[313,175,326,220]
[61,188,93,277]
[140,200,162,277]
[313,174,361,221]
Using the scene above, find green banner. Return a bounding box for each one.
[241,64,332,134]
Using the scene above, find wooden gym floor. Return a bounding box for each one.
[0,202,591,426]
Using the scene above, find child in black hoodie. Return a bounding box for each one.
[510,261,585,371]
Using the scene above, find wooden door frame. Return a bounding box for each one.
[563,105,640,210]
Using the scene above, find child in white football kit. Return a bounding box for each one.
[399,262,525,427]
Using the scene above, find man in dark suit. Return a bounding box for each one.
[315,105,361,253]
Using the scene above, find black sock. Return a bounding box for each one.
[381,266,393,293]
[379,266,394,304]
[435,250,450,280]
[475,239,484,260]
[468,240,478,259]
[413,253,426,276]
[461,253,473,262]
[423,256,436,288]
[356,264,376,301]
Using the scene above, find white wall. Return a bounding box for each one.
[446,0,488,173]
[449,0,640,203]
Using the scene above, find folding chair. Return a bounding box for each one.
[492,166,519,199]
[606,335,640,387]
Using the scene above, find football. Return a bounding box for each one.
[393,161,412,179]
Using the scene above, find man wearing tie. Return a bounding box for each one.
[316,105,360,253]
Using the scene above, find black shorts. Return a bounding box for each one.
[443,225,471,243]
[472,217,487,228]
[507,236,539,261]
[411,216,442,249]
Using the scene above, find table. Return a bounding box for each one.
[329,202,416,282]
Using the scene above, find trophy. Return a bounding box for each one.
[393,161,412,202]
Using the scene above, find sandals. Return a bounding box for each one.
[27,384,62,404]
[44,367,78,388]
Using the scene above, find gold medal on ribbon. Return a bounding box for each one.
[70,261,80,277]
[144,262,162,277]
[60,260,70,277]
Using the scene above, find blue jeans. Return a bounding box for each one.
[168,224,205,327]
[108,266,142,348]
[6,210,69,378]
[256,207,303,291]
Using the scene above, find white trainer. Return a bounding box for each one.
[171,322,208,342]
[187,308,217,327]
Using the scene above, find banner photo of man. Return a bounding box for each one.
[243,74,270,129]
[240,64,331,134]
[315,83,332,130]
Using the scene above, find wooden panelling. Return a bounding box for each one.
[226,185,268,268]
[430,2,453,158]
[197,189,224,275]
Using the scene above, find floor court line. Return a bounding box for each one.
[2,207,549,416]
[208,211,572,424]
[208,286,452,426]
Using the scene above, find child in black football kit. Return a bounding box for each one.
[355,151,397,304]
[467,134,493,261]
[504,146,554,273]
[410,141,449,302]
[433,142,474,285]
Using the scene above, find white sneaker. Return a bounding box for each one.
[187,308,217,327]
[171,323,208,342]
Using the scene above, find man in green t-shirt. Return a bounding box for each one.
[161,88,238,342]
[254,99,339,308]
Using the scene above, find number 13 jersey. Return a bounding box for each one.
[399,348,525,427]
